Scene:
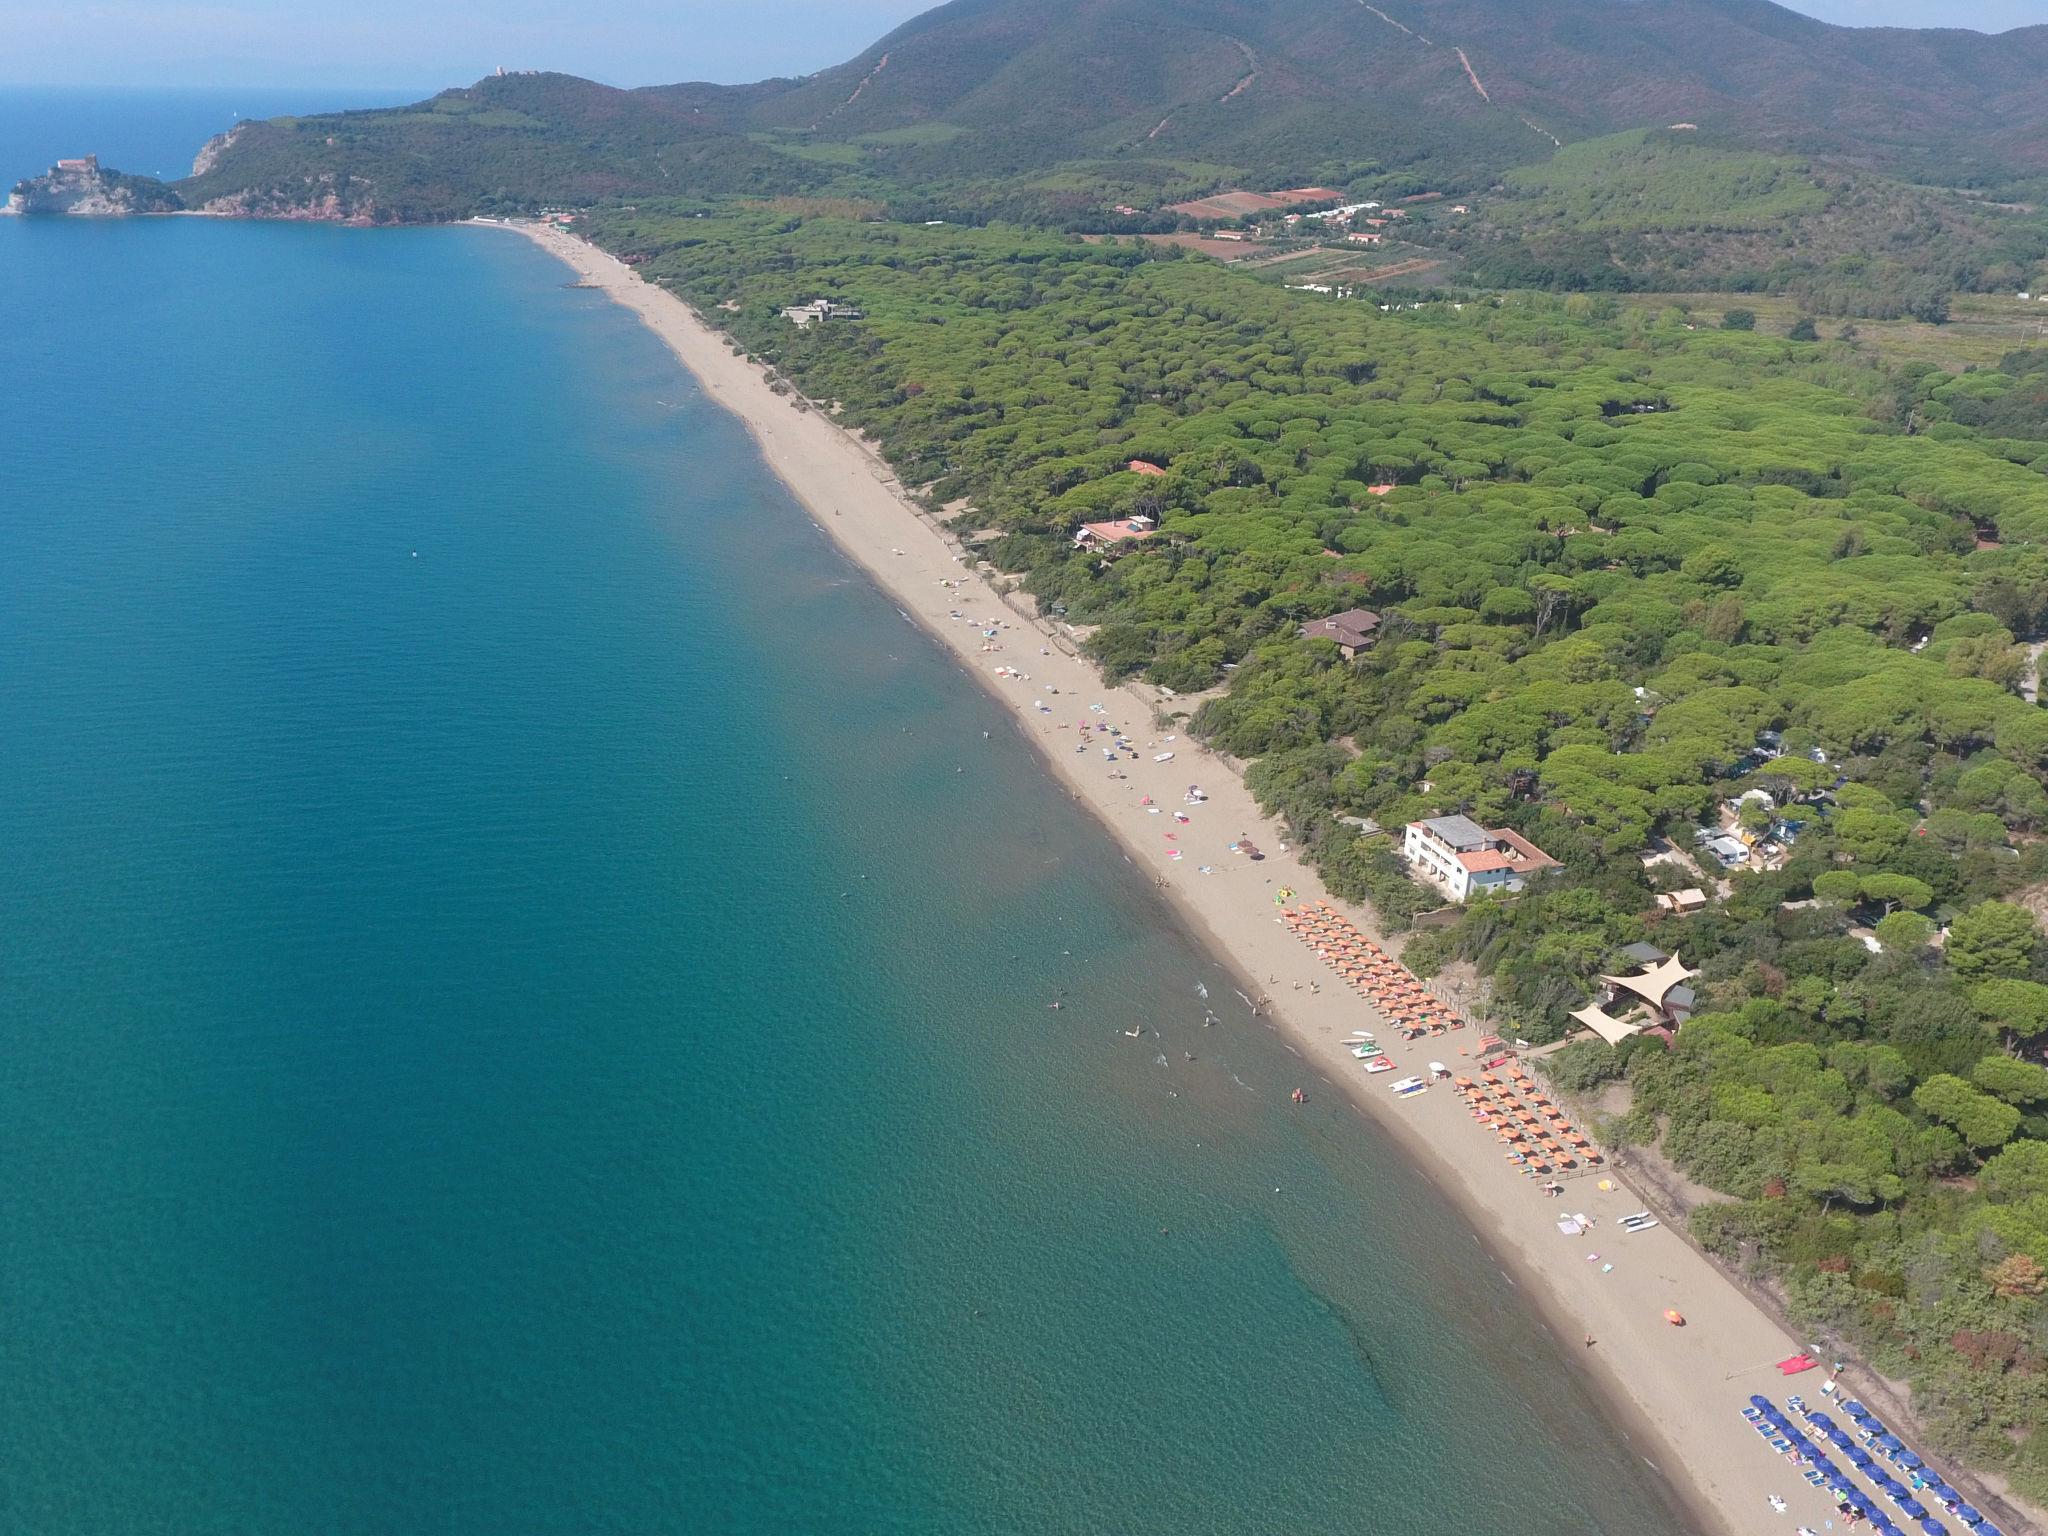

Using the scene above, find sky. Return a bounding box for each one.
[0,0,2042,90]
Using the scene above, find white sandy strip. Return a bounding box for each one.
[497,218,1851,1536]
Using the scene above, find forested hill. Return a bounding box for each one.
[755,0,2048,185]
[143,0,2048,224]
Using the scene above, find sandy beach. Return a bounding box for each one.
[499,218,1901,1536]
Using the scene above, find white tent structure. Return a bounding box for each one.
[1570,1003,1644,1047]
[1600,954,1697,1015]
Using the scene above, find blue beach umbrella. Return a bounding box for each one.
[1848,1448,1874,1467]
[1901,1499,1927,1519]
[1953,1507,1981,1526]
[1844,1400,1871,1418]
[1901,1452,1924,1470]
[1880,1434,1905,1451]
[1976,1523,2002,1536]
[1920,1521,1947,1536]
[1749,1394,1773,1409]
[1810,1413,1837,1430]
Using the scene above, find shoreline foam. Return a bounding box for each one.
[498,217,1870,1536]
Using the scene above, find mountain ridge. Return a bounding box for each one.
[17,0,2048,226]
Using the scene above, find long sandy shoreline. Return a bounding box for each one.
[498,218,1888,1536]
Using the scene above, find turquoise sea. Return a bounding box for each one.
[0,186,1691,1531]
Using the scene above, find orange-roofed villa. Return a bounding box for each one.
[1402,814,1558,902]
[1072,514,1157,552]
[1126,459,1167,476]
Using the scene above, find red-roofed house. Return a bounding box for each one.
[1127,459,1167,476]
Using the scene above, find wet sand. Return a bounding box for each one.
[499,217,1857,1536]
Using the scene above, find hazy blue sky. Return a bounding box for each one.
[1,0,2041,90]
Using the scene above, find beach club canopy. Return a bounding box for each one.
[1599,954,1698,1011]
[1570,1001,1643,1045]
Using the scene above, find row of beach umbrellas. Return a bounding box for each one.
[1456,1070,1602,1174]
[1280,902,1463,1032]
[1746,1393,2003,1536]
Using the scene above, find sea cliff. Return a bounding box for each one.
[5,156,182,216]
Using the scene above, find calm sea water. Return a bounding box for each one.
[0,211,1692,1533]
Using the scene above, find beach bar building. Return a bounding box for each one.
[1569,943,1699,1046]
[1601,942,1699,1026]
[1402,814,1558,902]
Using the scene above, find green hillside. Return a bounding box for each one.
[1423,131,2048,317]
[1497,131,1828,235]
[176,74,829,220]
[148,0,2048,227]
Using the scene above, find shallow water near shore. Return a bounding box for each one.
[0,215,1692,1534]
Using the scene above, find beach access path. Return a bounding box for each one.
[501,218,1853,1536]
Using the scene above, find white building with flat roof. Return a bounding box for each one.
[1402,814,1558,902]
